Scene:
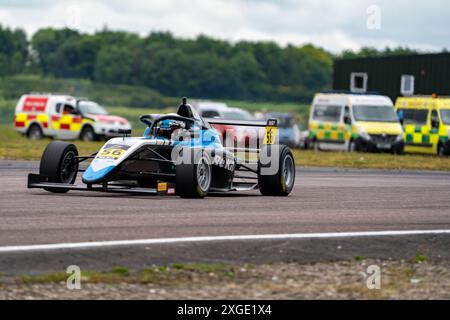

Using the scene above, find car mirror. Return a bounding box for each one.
[431,119,440,129]
[344,116,352,125]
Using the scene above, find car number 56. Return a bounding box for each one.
[98,148,125,159]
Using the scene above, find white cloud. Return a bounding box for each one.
[0,0,448,52]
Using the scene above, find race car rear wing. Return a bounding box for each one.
[207,118,279,148]
[205,118,277,128]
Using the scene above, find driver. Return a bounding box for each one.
[157,119,186,139]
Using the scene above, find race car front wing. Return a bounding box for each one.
[27,173,161,195]
[27,173,258,195]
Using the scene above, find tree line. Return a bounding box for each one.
[0,25,425,102]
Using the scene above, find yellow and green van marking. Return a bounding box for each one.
[309,122,357,142]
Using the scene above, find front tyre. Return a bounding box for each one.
[348,139,357,152]
[258,145,295,196]
[39,141,79,193]
[392,144,405,155]
[438,143,448,156]
[311,139,319,151]
[176,151,211,198]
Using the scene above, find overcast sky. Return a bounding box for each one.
[0,0,449,53]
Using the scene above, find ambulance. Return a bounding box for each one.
[395,96,450,156]
[308,93,404,153]
[14,94,131,141]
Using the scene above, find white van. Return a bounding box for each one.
[14,94,131,141]
[308,93,404,153]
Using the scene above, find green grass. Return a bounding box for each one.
[18,263,240,285]
[169,263,235,277]
[414,251,427,263]
[111,266,130,275]
[0,124,104,160]
[293,149,450,171]
[1,124,450,171]
[0,99,16,125]
[20,270,131,284]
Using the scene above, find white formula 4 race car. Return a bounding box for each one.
[28,98,296,198]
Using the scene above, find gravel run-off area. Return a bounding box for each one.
[1,260,449,300]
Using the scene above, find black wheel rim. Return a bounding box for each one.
[60,151,78,184]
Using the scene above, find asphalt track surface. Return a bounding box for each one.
[1,161,450,274]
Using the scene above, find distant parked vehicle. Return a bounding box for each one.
[194,101,254,120]
[395,96,450,156]
[259,112,301,148]
[299,130,311,149]
[193,101,230,119]
[14,94,131,141]
[308,93,404,153]
[193,101,257,146]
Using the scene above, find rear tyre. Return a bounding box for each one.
[176,151,211,198]
[258,145,295,196]
[39,141,79,193]
[392,145,404,155]
[80,125,97,141]
[27,124,43,140]
[312,139,319,151]
[348,140,356,152]
[302,140,309,150]
[438,143,447,156]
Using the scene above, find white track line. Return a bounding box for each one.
[1,229,449,253]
